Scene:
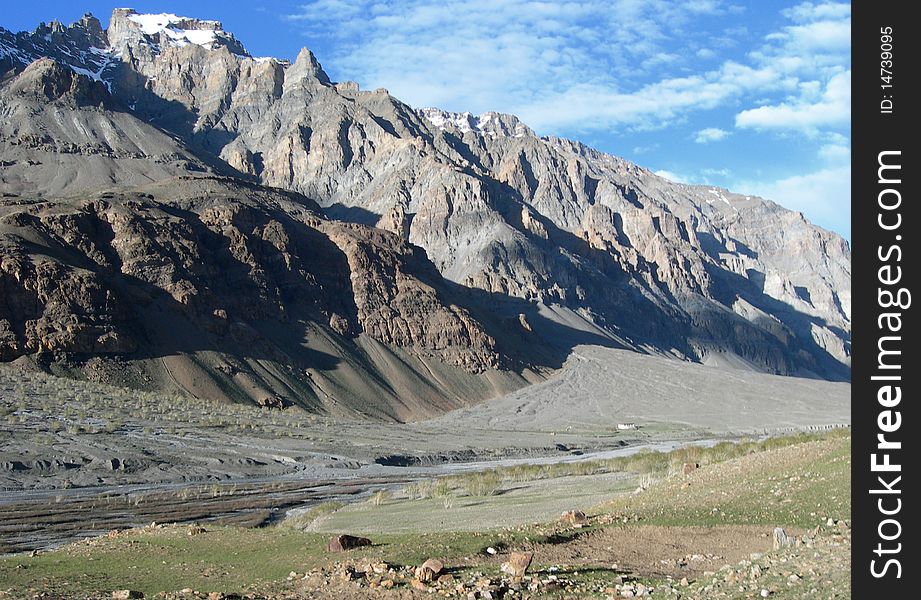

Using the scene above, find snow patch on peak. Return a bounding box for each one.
[419,108,477,133]
[418,108,533,139]
[126,12,221,49]
[706,188,738,211]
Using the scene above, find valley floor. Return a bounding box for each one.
[0,432,851,599]
[0,346,851,558]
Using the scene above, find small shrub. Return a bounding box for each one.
[369,489,392,506]
[463,470,502,497]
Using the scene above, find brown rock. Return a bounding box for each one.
[423,558,444,574]
[411,578,430,591]
[361,561,389,574]
[500,551,533,578]
[325,534,372,552]
[682,462,699,475]
[560,510,588,525]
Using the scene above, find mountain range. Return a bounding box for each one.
[0,10,851,420]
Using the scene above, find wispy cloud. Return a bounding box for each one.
[654,170,689,184]
[735,70,849,131]
[284,0,766,131]
[694,127,730,143]
[732,129,851,237]
[285,0,848,139]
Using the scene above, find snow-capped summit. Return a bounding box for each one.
[108,8,250,56]
[0,8,252,86]
[418,108,534,138]
[126,12,222,48]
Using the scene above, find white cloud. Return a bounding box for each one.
[735,70,849,131]
[696,47,716,59]
[284,0,774,132]
[701,167,732,178]
[694,127,730,143]
[818,141,850,163]
[782,1,850,23]
[633,143,660,154]
[733,127,851,238]
[654,170,689,183]
[284,0,849,139]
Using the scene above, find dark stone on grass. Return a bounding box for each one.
[326,534,372,552]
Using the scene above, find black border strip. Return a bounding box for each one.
[852,1,916,595]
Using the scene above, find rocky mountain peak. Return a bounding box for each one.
[107,8,250,57]
[29,13,106,50]
[285,47,332,88]
[1,12,113,81]
[5,57,109,106]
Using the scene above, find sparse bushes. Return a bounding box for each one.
[393,430,847,504]
[279,501,344,530]
[403,480,433,500]
[461,469,502,497]
[369,489,392,506]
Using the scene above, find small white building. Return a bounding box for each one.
[617,423,637,430]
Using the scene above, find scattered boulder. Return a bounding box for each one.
[560,510,588,525]
[416,558,445,581]
[325,534,372,552]
[361,561,390,575]
[112,591,143,600]
[500,551,533,578]
[772,527,793,550]
[682,462,699,475]
[337,565,359,580]
[187,525,206,536]
[257,395,286,409]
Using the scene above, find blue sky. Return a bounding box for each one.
[4,1,851,239]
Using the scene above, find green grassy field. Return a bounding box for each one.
[604,433,851,528]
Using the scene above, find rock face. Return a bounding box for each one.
[0,8,851,415]
[0,175,528,419]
